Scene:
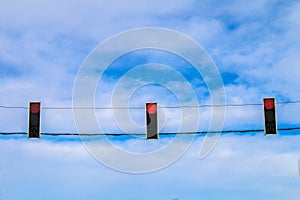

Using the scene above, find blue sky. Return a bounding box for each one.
[0,0,300,199]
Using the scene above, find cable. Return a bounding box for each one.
[0,100,300,110]
[277,100,300,104]
[42,107,144,110]
[0,106,28,109]
[0,132,27,135]
[1,127,300,136]
[161,103,262,108]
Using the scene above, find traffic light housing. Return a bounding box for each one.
[263,98,277,135]
[28,102,41,138]
[146,103,158,139]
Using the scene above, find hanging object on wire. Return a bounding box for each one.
[28,102,41,138]
[146,102,158,139]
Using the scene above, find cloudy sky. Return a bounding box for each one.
[0,0,300,199]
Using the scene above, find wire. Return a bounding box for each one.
[277,100,300,104]
[161,103,262,108]
[0,106,28,109]
[1,127,300,136]
[0,132,27,135]
[43,107,144,110]
[0,100,300,110]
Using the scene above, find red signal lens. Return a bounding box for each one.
[146,103,157,114]
[264,99,274,110]
[30,103,40,113]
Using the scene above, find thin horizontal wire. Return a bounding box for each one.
[42,107,144,110]
[42,133,145,136]
[162,127,300,134]
[1,127,300,136]
[161,103,262,108]
[0,132,27,135]
[277,100,300,104]
[0,106,28,109]
[0,100,299,110]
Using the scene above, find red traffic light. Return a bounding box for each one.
[28,102,41,138]
[146,102,158,139]
[30,103,40,113]
[146,103,157,114]
[264,98,274,110]
[263,98,277,135]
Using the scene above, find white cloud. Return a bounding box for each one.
[0,1,300,199]
[0,134,299,199]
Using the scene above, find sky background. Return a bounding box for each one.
[0,0,300,199]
